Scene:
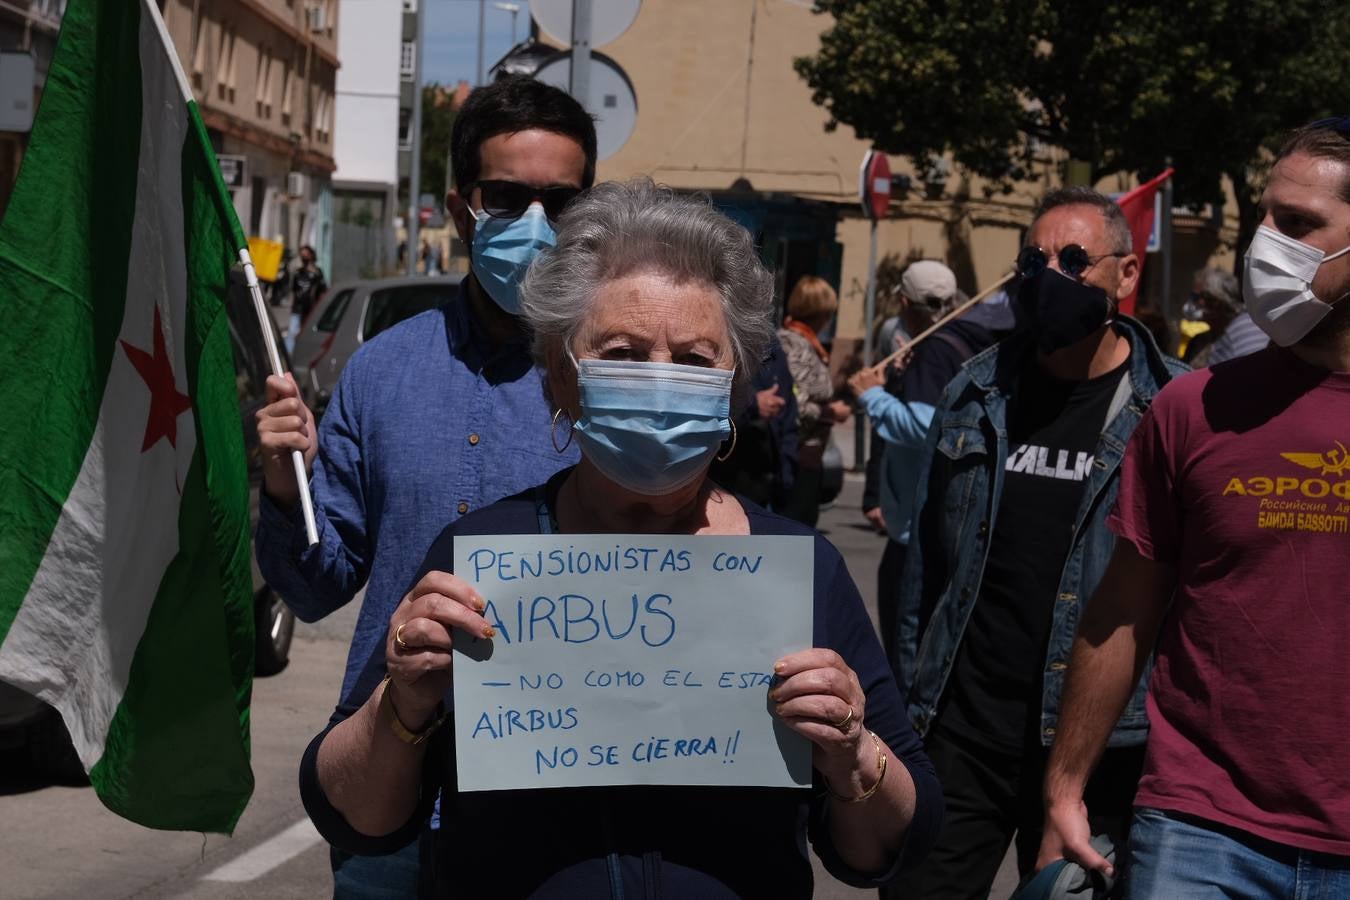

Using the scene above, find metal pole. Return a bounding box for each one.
[406,0,426,276]
[496,2,518,45]
[476,0,486,85]
[570,0,593,108]
[856,219,879,471]
[1160,158,1174,321]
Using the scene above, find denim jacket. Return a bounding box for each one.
[894,316,1187,748]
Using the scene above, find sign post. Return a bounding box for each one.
[856,150,891,471]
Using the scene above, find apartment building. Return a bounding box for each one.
[160,0,340,271]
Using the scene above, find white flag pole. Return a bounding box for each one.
[141,0,319,546]
[239,250,320,546]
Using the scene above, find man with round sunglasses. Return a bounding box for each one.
[888,186,1187,898]
[252,75,595,896]
[1039,120,1350,898]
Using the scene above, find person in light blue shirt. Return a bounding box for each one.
[252,75,596,898]
[848,263,1010,659]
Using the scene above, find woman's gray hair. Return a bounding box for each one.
[520,178,776,403]
[1194,266,1241,312]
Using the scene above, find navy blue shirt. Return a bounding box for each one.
[299,472,942,898]
[256,283,579,705]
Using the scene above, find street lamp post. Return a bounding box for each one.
[406,0,426,275]
[493,2,520,46]
[476,0,486,85]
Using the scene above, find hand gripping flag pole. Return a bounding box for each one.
[238,249,320,545]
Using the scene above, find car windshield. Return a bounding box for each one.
[315,289,354,333]
[363,284,452,340]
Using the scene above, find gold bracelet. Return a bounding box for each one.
[378,675,448,746]
[828,730,887,803]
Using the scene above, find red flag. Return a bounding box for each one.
[1114,168,1173,316]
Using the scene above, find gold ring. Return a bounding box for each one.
[394,621,412,653]
[832,706,856,734]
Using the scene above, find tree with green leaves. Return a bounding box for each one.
[795,0,1350,262]
[421,83,456,204]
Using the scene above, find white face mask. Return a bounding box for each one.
[1242,225,1350,346]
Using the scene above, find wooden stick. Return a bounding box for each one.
[870,270,1016,373]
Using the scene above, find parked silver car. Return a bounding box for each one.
[292,274,463,416]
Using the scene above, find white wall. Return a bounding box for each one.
[333,0,401,186]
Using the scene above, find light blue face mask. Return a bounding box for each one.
[572,358,734,496]
[471,202,556,315]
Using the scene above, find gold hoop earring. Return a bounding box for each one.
[551,408,574,454]
[715,418,737,462]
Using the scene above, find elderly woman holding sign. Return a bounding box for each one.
[300,180,941,897]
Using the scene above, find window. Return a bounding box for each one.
[400,41,415,78]
[398,106,412,150]
[191,15,209,89]
[313,91,332,144]
[280,63,293,126]
[255,47,273,118]
[315,290,354,333]
[216,26,237,103]
[363,285,451,341]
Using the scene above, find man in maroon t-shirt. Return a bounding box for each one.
[1037,119,1350,897]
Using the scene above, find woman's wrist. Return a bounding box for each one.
[820,730,881,797]
[383,677,441,733]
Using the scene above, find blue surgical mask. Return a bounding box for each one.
[471,202,556,315]
[572,358,733,496]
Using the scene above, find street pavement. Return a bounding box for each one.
[0,467,1018,899]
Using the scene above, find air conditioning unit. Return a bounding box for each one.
[307,5,326,33]
[286,171,309,197]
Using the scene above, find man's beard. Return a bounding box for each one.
[1301,293,1350,349]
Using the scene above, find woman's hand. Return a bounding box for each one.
[847,365,885,397]
[384,571,494,727]
[770,649,874,794]
[825,398,854,424]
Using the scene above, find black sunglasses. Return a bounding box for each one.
[1017,244,1128,280]
[469,180,584,222]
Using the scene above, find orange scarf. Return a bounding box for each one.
[783,317,829,363]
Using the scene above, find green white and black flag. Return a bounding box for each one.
[0,0,255,833]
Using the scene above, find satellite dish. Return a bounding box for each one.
[534,51,637,160]
[529,0,641,48]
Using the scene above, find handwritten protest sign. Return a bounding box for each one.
[451,535,814,792]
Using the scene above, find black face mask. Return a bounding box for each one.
[1016,269,1114,354]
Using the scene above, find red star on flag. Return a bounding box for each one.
[120,306,193,453]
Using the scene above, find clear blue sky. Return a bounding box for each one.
[424,0,524,87]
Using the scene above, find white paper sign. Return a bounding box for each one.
[451,534,815,792]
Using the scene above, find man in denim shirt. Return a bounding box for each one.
[888,188,1187,898]
[253,76,594,896]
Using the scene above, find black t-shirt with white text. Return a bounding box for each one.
[940,356,1129,753]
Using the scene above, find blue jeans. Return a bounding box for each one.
[1126,807,1350,899]
[331,841,420,899]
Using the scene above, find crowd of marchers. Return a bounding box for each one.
[253,75,1350,899]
